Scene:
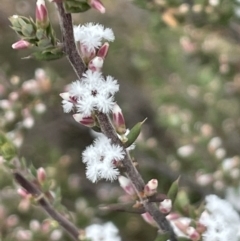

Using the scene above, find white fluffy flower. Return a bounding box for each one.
[199,195,240,241]
[82,135,125,182]
[85,222,121,241]
[74,23,115,52]
[61,70,119,116]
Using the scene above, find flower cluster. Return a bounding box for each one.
[61,70,119,117]
[85,222,121,241]
[199,195,240,241]
[82,135,125,182]
[74,23,114,58]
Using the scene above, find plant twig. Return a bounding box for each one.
[55,3,177,240]
[55,2,86,79]
[13,171,80,241]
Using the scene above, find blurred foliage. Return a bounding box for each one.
[2,0,240,241]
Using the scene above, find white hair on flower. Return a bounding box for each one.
[73,22,115,52]
[85,222,121,241]
[64,70,118,116]
[82,135,125,183]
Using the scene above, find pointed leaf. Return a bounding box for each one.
[124,118,147,148]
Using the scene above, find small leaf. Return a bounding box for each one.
[124,118,147,148]
[21,24,34,37]
[29,164,37,177]
[36,28,45,40]
[37,39,52,48]
[167,177,180,204]
[64,1,91,13]
[31,49,64,61]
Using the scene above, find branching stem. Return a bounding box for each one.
[55,3,177,240]
[13,171,80,241]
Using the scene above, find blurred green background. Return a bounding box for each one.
[1,0,240,240]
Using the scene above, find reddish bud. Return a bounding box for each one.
[88,0,105,13]
[88,56,104,72]
[144,179,158,196]
[37,167,47,183]
[17,188,29,198]
[159,199,172,214]
[186,227,200,241]
[79,43,96,61]
[36,0,49,28]
[97,42,109,58]
[73,113,95,127]
[118,176,135,195]
[113,103,126,134]
[12,40,31,50]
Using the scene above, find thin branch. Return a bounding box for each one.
[55,2,86,79]
[55,3,177,240]
[99,203,145,214]
[13,171,80,241]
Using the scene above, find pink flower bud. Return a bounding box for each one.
[88,0,105,13]
[88,56,104,72]
[118,176,135,195]
[97,42,109,58]
[73,114,95,127]
[186,227,200,241]
[79,44,96,60]
[12,40,31,50]
[37,167,47,183]
[17,188,29,198]
[112,103,126,134]
[36,0,49,27]
[144,179,158,196]
[159,199,172,214]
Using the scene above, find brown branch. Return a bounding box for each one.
[13,171,80,241]
[55,2,86,80]
[99,203,145,214]
[55,3,177,240]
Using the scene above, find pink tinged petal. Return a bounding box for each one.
[37,167,47,184]
[17,188,29,198]
[186,227,200,241]
[118,176,135,195]
[73,113,95,127]
[144,179,158,196]
[88,56,104,72]
[80,44,96,60]
[112,103,126,134]
[97,42,109,58]
[12,40,31,50]
[88,0,105,13]
[36,0,49,26]
[159,199,172,214]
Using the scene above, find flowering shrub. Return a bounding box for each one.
[1,1,240,241]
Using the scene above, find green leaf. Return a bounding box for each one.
[36,28,45,40]
[64,1,91,13]
[29,164,37,177]
[21,24,35,37]
[124,118,147,148]
[167,177,180,204]
[37,39,52,48]
[31,49,65,61]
